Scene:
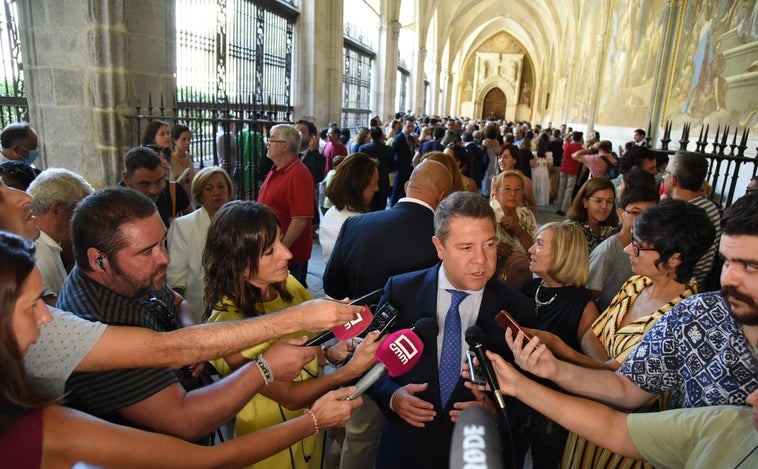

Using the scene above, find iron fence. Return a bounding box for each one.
[130,94,288,201]
[0,0,27,127]
[655,121,757,210]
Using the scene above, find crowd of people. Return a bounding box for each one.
[1,114,757,469]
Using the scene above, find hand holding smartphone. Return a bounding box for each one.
[495,310,532,347]
[466,350,486,386]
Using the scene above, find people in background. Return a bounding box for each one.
[167,166,233,321]
[588,183,659,311]
[566,177,618,253]
[170,124,196,204]
[319,153,378,263]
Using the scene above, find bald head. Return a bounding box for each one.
[405,160,453,209]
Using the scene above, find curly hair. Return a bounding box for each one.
[633,199,716,283]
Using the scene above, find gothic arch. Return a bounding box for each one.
[475,78,517,121]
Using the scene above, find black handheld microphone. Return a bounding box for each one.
[303,288,384,346]
[449,406,503,469]
[465,326,507,413]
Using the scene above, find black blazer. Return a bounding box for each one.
[359,141,396,210]
[322,201,438,300]
[372,264,535,469]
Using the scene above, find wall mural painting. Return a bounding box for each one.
[666,0,758,129]
[568,0,602,123]
[597,0,665,126]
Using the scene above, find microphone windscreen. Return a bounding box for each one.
[449,406,503,469]
[375,328,424,377]
[464,325,487,347]
[412,317,439,345]
[332,304,373,341]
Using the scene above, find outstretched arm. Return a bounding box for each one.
[42,388,361,469]
[76,299,362,372]
[486,351,642,460]
[506,329,653,410]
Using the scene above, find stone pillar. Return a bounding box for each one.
[293,0,343,127]
[17,0,176,186]
[431,61,443,116]
[647,0,683,143]
[413,47,427,115]
[373,0,401,125]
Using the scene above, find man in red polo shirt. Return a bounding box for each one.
[258,124,315,287]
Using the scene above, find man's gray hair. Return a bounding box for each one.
[271,124,301,155]
[28,168,94,214]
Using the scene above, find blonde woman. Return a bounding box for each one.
[516,221,600,468]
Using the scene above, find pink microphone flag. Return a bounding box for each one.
[376,328,425,377]
[332,304,373,340]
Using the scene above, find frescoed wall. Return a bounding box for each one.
[666,0,758,128]
[596,0,665,125]
[567,0,603,123]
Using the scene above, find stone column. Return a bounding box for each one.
[17,0,176,186]
[412,47,427,115]
[292,0,343,127]
[647,0,683,143]
[373,1,401,125]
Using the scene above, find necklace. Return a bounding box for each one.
[534,284,558,316]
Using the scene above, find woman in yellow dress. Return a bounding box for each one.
[202,200,380,469]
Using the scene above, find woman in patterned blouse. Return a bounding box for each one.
[532,199,716,469]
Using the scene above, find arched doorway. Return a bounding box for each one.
[482,88,506,120]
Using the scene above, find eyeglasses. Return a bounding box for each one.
[630,240,657,257]
[499,187,524,194]
[587,197,615,205]
[622,208,643,217]
[265,138,286,145]
[746,187,757,194]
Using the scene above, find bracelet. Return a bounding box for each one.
[253,355,274,385]
[304,407,320,435]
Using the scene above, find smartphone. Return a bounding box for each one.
[362,301,399,337]
[466,350,486,386]
[495,310,532,347]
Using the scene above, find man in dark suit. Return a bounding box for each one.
[322,158,452,469]
[295,119,326,227]
[390,116,417,206]
[359,126,396,211]
[372,191,535,469]
[323,159,453,301]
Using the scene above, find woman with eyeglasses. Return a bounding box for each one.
[516,221,600,468]
[498,142,538,211]
[490,170,537,290]
[0,232,362,469]
[529,200,715,469]
[566,176,618,252]
[588,184,660,312]
[202,201,381,469]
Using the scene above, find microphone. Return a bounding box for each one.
[345,317,439,400]
[465,326,507,412]
[303,289,384,346]
[449,406,503,469]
